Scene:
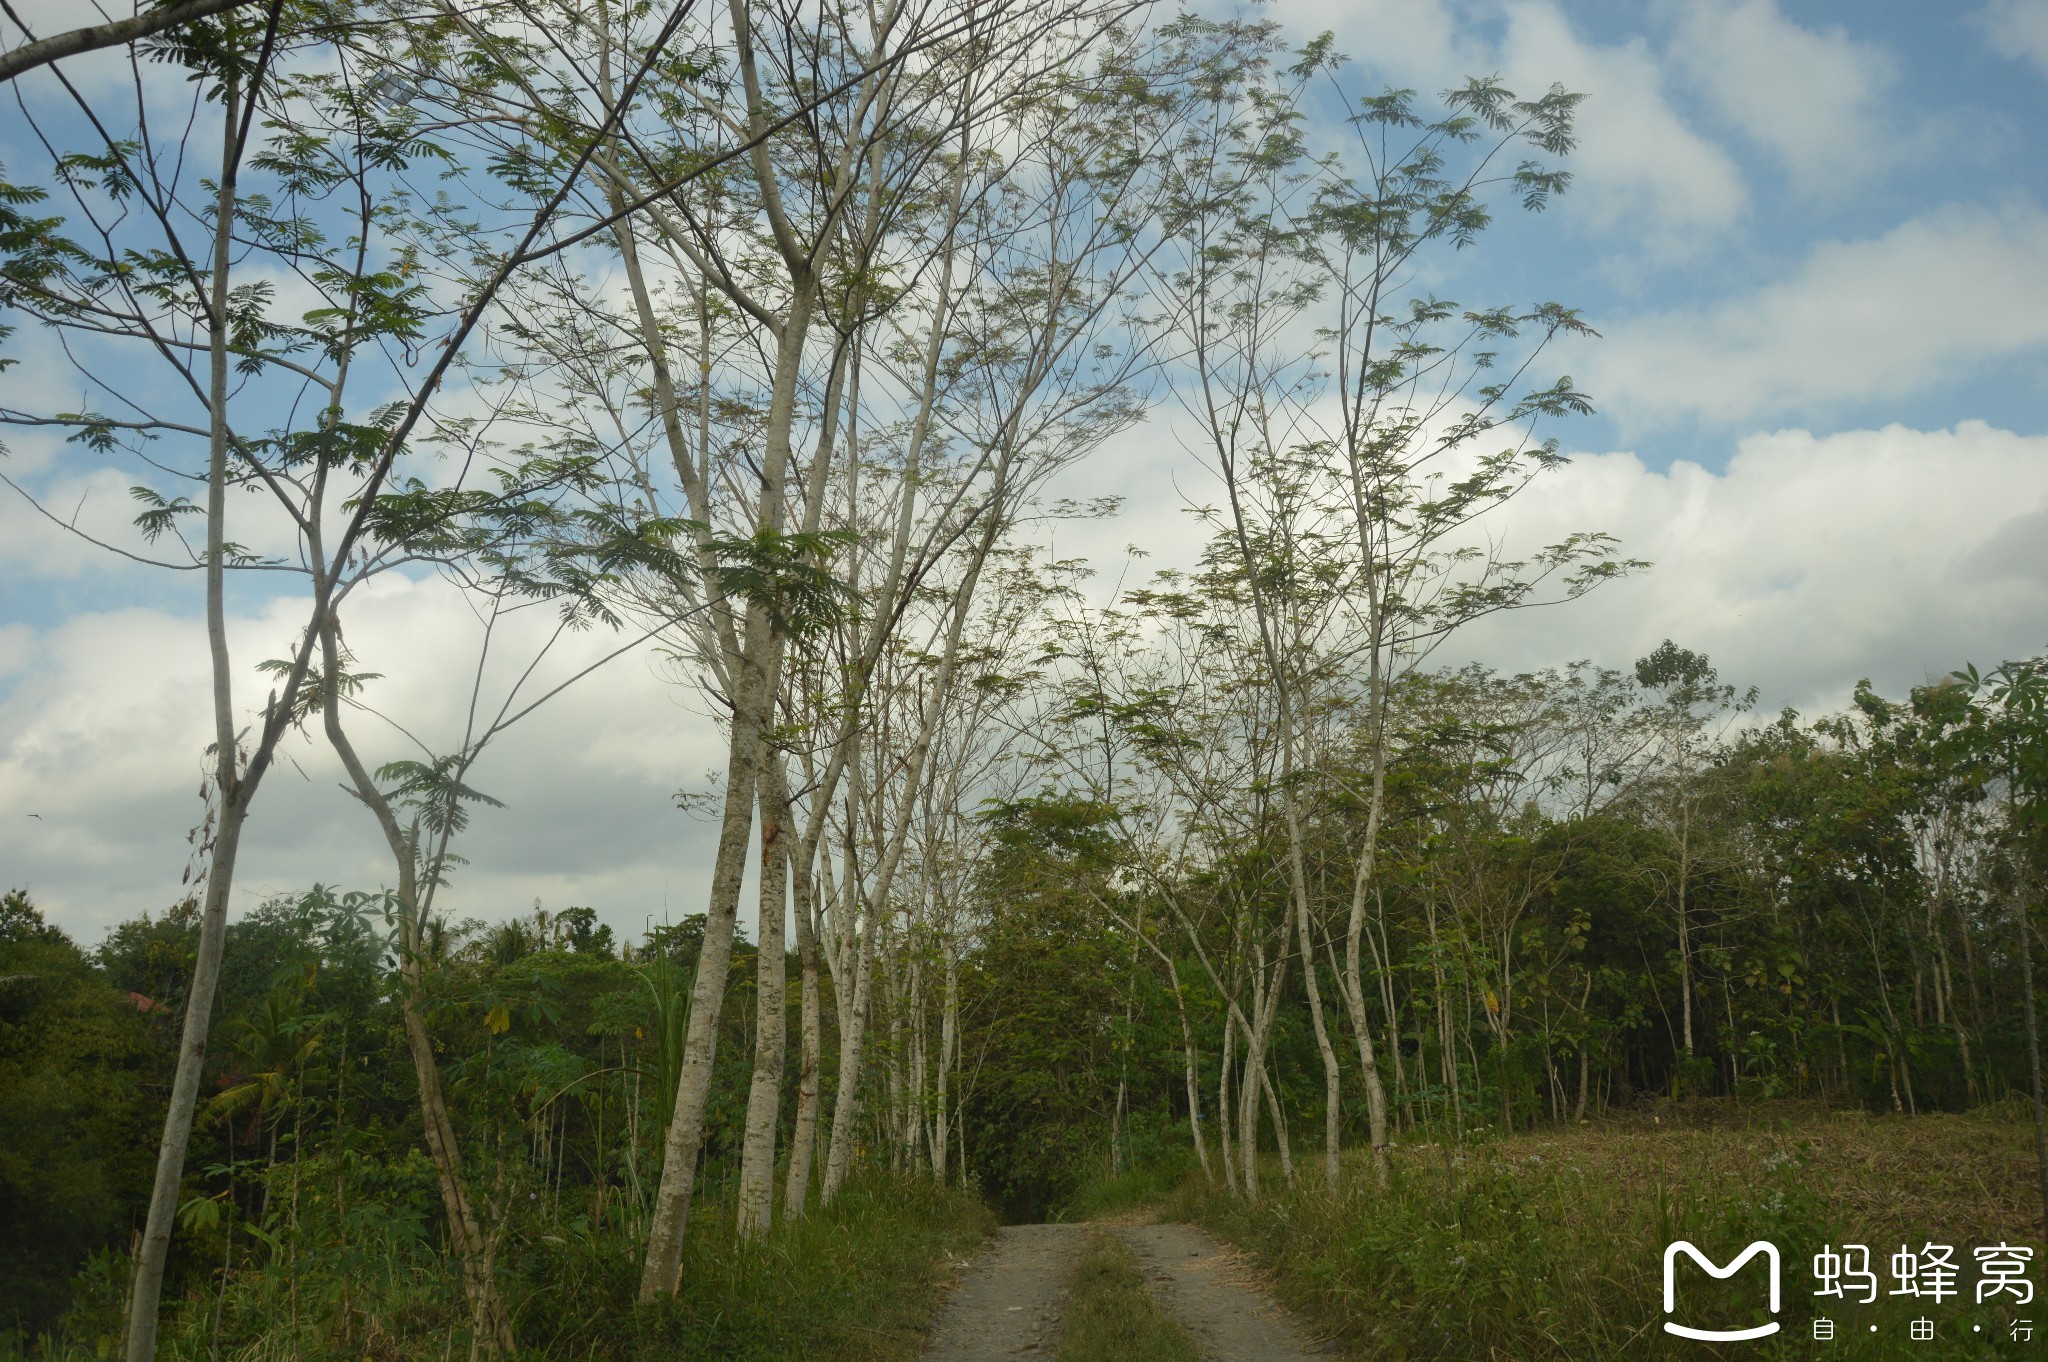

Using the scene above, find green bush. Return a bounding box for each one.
[4,1171,990,1362]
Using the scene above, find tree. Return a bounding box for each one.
[0,0,268,84]
[1631,641,1754,1075]
[1953,654,2048,1234]
[0,894,157,1335]
[1151,17,1626,1184]
[510,0,1177,1263]
[0,5,758,1352]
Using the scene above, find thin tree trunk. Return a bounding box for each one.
[1164,953,1211,1182]
[1238,1038,1261,1201]
[784,834,825,1217]
[1677,812,1696,1057]
[1217,1004,1236,1192]
[736,755,792,1238]
[126,80,249,1362]
[396,979,515,1358]
[638,98,815,1275]
[1260,1058,1294,1187]
[1332,393,1398,1182]
[1112,929,1136,1177]
[821,856,880,1202]
[126,810,244,1362]
[933,938,957,1183]
[821,500,1006,1199]
[888,950,909,1172]
[1368,897,1406,1132]
[1291,865,1342,1187]
[639,608,773,1294]
[1339,745,1394,1182]
[1271,751,1341,1186]
[1238,951,1286,1199]
[909,945,928,1171]
[317,624,514,1358]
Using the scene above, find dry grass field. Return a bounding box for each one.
[1179,1103,2045,1360]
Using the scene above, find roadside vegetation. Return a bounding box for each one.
[1055,1229,1201,1362]
[1,2,2043,1360]
[0,890,995,1362]
[11,1160,987,1362]
[1173,1103,2042,1361]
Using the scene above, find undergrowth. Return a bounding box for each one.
[1171,1106,2044,1361]
[1055,1228,1201,1362]
[1060,1148,1200,1222]
[6,1173,993,1362]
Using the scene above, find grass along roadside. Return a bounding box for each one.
[7,1173,995,1362]
[1056,1227,1202,1362]
[1171,1105,2043,1361]
[580,1174,999,1361]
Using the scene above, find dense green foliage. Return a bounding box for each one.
[0,893,162,1332]
[983,656,2048,1184]
[959,799,1198,1219]
[0,889,989,1359]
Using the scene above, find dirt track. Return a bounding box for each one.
[918,1222,1080,1360]
[918,1219,1326,1361]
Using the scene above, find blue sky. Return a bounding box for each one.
[3,0,2047,940]
[1060,0,2048,700]
[1264,0,2048,462]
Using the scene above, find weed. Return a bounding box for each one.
[1181,1106,2043,1361]
[1055,1228,1201,1362]
[4,1173,993,1362]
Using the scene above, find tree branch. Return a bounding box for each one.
[0,0,262,84]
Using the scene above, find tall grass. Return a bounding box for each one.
[1174,1107,2043,1361]
[1056,1229,1201,1362]
[1060,1148,1201,1222]
[6,1173,993,1362]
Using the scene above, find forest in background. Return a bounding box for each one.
[7,647,2047,1356]
[1,0,2045,1359]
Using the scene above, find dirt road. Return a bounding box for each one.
[918,1222,1081,1360]
[918,1219,1326,1361]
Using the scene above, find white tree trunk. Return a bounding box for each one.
[317,618,514,1358]
[1218,1006,1237,1192]
[821,854,879,1201]
[127,87,251,1362]
[1164,954,1212,1183]
[783,835,825,1217]
[639,612,772,1295]
[933,939,957,1182]
[736,757,792,1237]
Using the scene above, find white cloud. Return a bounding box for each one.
[0,623,30,680]
[1669,0,1896,192]
[11,414,2047,946]
[1495,1,1749,254]
[1589,203,2048,426]
[0,466,180,578]
[1269,0,1749,259]
[1034,404,2048,730]
[0,573,725,943]
[1978,0,2048,75]
[1454,421,2048,712]
[1271,0,1472,80]
[2,1,139,92]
